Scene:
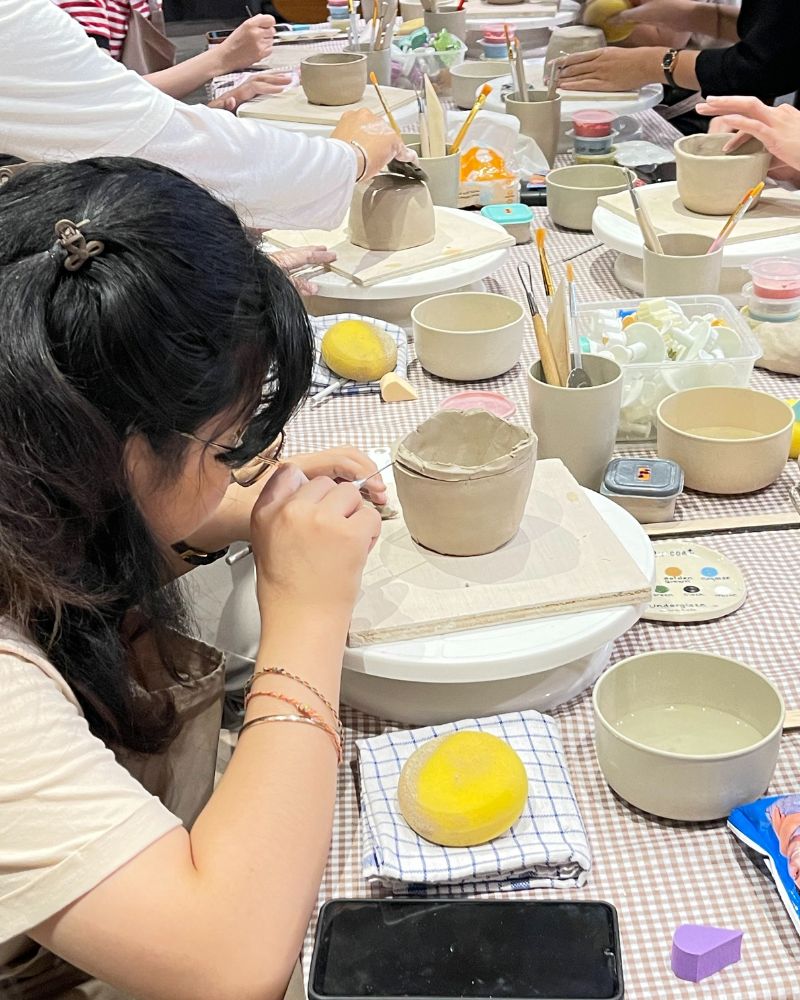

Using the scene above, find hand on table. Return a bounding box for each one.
[557,47,656,93]
[290,448,389,507]
[207,71,293,112]
[331,109,418,182]
[269,245,337,296]
[698,96,800,183]
[213,14,276,74]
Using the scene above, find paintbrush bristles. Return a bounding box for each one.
[535,228,554,299]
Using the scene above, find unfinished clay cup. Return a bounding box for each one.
[394,410,537,556]
[504,89,561,167]
[545,24,606,66]
[423,8,467,39]
[675,133,770,216]
[349,174,436,251]
[450,60,509,109]
[546,163,632,231]
[300,52,368,106]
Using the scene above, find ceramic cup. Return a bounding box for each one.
[344,42,392,86]
[642,233,723,297]
[394,410,537,556]
[450,60,509,109]
[675,132,770,216]
[544,25,605,82]
[423,8,467,38]
[407,142,461,208]
[527,354,623,489]
[300,52,368,107]
[411,291,526,380]
[546,164,632,231]
[504,89,561,167]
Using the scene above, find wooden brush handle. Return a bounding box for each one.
[532,314,561,387]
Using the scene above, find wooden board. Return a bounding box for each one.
[348,458,653,646]
[238,85,416,126]
[267,208,514,285]
[599,182,800,245]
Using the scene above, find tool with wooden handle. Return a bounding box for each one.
[517,263,560,386]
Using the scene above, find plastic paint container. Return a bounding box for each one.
[743,283,800,324]
[439,389,517,419]
[749,258,800,300]
[572,133,614,156]
[480,203,533,244]
[572,109,616,138]
[600,457,684,524]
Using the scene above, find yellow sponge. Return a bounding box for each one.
[397,731,528,848]
[786,399,800,459]
[583,0,633,42]
[321,319,398,383]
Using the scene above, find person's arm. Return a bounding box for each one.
[144,14,277,99]
[558,45,700,93]
[30,477,382,1000]
[610,0,740,42]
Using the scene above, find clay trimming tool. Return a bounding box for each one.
[423,75,447,157]
[565,262,591,388]
[517,263,561,386]
[626,172,661,254]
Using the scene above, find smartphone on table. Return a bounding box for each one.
[309,899,624,1000]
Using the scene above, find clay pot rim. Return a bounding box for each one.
[528,357,623,393]
[301,52,368,67]
[546,163,632,192]
[656,387,793,444]
[674,132,767,161]
[395,448,535,482]
[412,292,525,336]
[504,89,560,108]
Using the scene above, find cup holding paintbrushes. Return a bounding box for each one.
[504,86,561,167]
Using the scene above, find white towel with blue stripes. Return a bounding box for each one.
[356,711,591,895]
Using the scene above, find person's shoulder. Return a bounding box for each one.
[0,619,81,711]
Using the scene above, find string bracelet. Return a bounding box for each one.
[238,712,342,763]
[246,666,342,737]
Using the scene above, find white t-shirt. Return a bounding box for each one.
[0,624,180,963]
[1,0,358,230]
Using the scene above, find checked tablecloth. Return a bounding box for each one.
[214,43,800,998]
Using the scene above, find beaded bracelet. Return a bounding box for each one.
[238,712,343,763]
[246,666,342,737]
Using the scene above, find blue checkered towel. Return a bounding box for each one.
[311,314,408,396]
[357,712,591,895]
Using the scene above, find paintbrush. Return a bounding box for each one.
[244,3,254,15]
[450,83,492,155]
[535,227,554,304]
[503,24,517,95]
[456,0,467,9]
[514,37,529,102]
[708,181,765,254]
[626,174,662,254]
[517,264,560,386]
[347,0,359,47]
[370,71,402,135]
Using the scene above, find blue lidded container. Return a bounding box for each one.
[480,203,533,244]
[600,457,684,524]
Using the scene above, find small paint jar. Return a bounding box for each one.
[572,133,614,156]
[600,457,684,524]
[743,282,800,324]
[480,202,533,244]
[572,109,616,138]
[480,40,510,58]
[574,147,617,165]
[749,257,800,300]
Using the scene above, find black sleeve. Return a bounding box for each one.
[695,0,800,103]
[88,32,110,50]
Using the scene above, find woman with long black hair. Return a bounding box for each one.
[0,157,383,1000]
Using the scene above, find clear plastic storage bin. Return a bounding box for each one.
[577,294,761,442]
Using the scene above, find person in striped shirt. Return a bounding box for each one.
[53,0,284,101]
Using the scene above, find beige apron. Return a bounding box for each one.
[0,622,227,1000]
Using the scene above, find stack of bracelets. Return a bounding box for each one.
[238,666,344,763]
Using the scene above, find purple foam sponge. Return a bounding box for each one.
[671,924,743,982]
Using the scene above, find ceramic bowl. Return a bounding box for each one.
[656,386,792,494]
[546,164,632,231]
[450,60,509,110]
[675,133,770,216]
[412,292,526,380]
[300,52,368,106]
[593,650,784,821]
[394,409,536,556]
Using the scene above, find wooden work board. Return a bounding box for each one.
[238,85,416,126]
[348,459,653,646]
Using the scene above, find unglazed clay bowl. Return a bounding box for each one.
[300,52,368,106]
[450,60,509,110]
[394,409,536,556]
[656,386,792,494]
[349,174,436,251]
[411,292,525,380]
[675,133,770,216]
[593,650,784,821]
[546,164,632,231]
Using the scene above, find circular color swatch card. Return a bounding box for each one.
[643,542,747,623]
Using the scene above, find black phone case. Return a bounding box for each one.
[308,898,624,1000]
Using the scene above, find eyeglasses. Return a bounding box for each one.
[178,428,285,488]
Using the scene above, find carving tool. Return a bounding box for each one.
[626,173,662,254]
[347,0,359,47]
[708,181,765,254]
[244,3,254,14]
[545,58,561,101]
[513,37,529,102]
[423,75,447,157]
[503,24,518,96]
[370,71,402,135]
[562,243,603,262]
[450,83,492,155]
[517,263,560,386]
[420,116,431,157]
[565,262,591,388]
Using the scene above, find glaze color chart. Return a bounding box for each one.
[644,542,747,623]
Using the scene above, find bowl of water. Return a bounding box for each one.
[593,650,784,821]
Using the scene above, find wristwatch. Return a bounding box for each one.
[662,48,682,88]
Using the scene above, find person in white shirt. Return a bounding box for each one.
[0,155,387,1000]
[0,0,411,231]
